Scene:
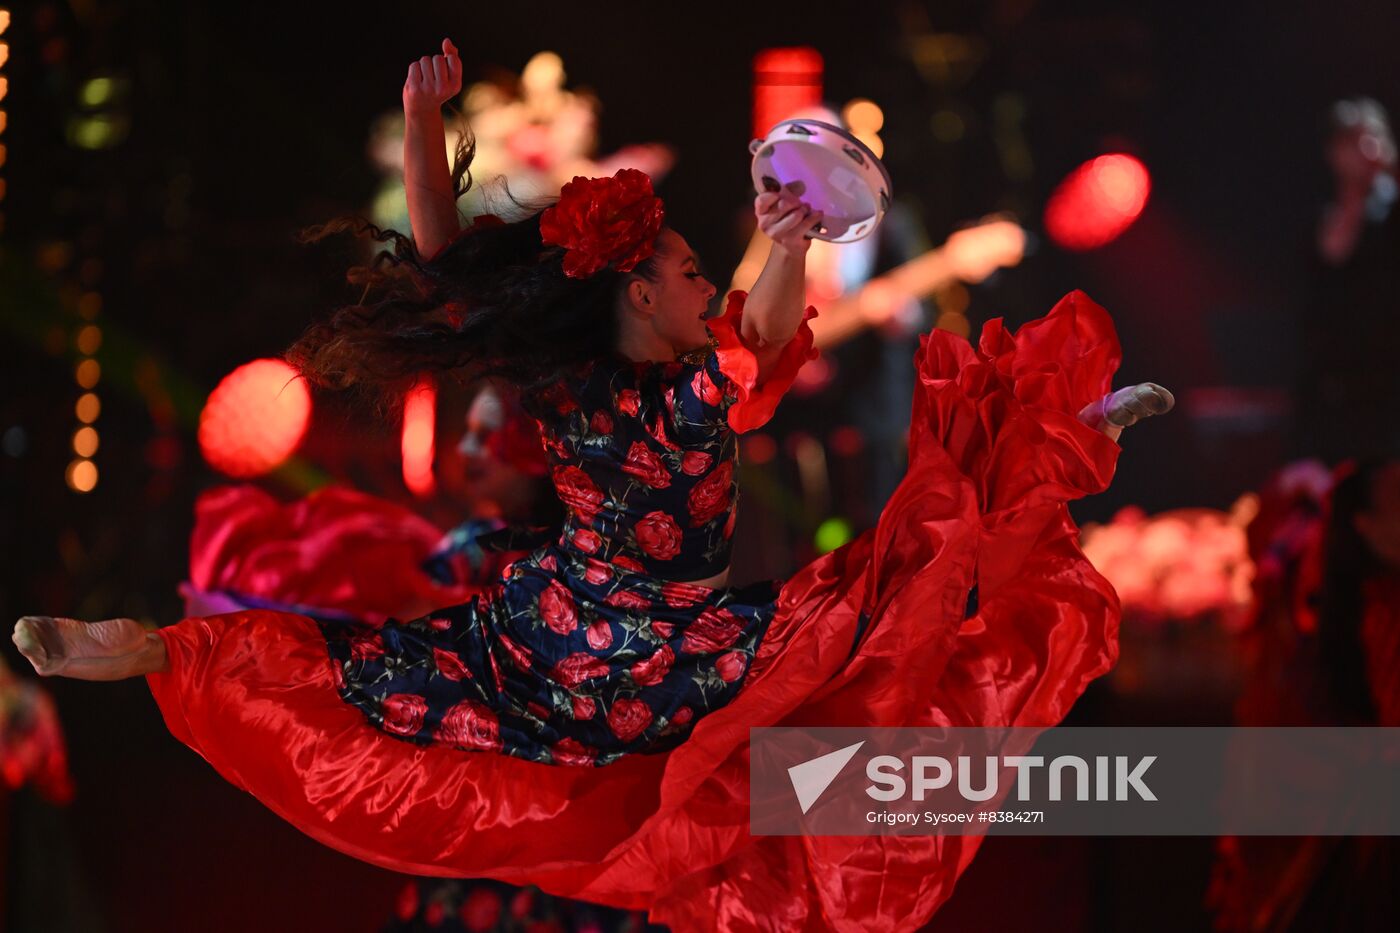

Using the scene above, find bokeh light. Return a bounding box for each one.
[75,392,100,423]
[753,47,824,140]
[198,358,311,478]
[743,433,778,465]
[75,358,100,388]
[814,517,853,554]
[401,381,437,497]
[72,426,99,457]
[1044,153,1151,251]
[76,324,102,354]
[66,458,98,493]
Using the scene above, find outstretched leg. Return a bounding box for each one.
[12,616,168,680]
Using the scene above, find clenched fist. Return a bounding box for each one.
[403,38,462,117]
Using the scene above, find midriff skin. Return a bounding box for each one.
[685,564,731,590]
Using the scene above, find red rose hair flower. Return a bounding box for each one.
[539,168,666,279]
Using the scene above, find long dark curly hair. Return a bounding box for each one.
[1316,459,1387,723]
[287,129,663,399]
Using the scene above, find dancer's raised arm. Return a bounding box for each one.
[739,191,823,378]
[402,39,464,261]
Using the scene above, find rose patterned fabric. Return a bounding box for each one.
[148,291,1126,932]
[321,551,779,765]
[521,290,817,582]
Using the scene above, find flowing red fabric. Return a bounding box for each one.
[148,291,1124,932]
[186,484,475,623]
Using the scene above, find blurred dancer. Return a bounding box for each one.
[1209,458,1400,931]
[1296,98,1400,462]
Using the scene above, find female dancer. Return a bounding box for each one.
[13,40,1173,932]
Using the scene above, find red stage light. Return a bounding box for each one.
[1044,153,1151,251]
[198,358,311,478]
[402,380,437,497]
[752,47,824,140]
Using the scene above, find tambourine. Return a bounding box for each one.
[749,119,893,243]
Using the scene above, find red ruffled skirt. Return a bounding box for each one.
[148,291,1124,932]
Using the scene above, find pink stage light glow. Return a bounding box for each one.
[402,381,437,497]
[198,358,311,478]
[1044,153,1151,251]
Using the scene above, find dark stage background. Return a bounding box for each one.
[3,1,1398,930]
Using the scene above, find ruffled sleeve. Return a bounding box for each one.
[701,289,819,434]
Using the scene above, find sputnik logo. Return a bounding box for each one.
[787,741,865,814]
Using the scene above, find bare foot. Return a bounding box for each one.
[12,616,165,680]
[1078,383,1175,441]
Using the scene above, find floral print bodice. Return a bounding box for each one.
[524,352,740,581]
[522,291,820,582]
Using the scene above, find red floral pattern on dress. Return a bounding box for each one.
[381,694,428,736]
[646,411,682,451]
[635,511,682,560]
[687,461,734,528]
[497,633,533,672]
[438,700,502,752]
[630,644,675,687]
[550,652,611,688]
[613,555,646,573]
[692,368,722,406]
[682,607,745,654]
[539,580,578,635]
[616,389,641,416]
[350,631,385,661]
[434,647,472,681]
[551,736,597,767]
[715,650,748,683]
[606,697,654,742]
[572,528,602,553]
[553,466,604,523]
[622,441,672,488]
[681,451,713,475]
[661,581,708,608]
[585,619,614,650]
[605,588,651,610]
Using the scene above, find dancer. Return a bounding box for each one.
[1209,458,1400,931]
[13,39,1173,931]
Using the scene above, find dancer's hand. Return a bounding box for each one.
[403,39,463,116]
[755,191,824,256]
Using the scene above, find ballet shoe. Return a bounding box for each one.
[12,615,152,679]
[1078,383,1174,440]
